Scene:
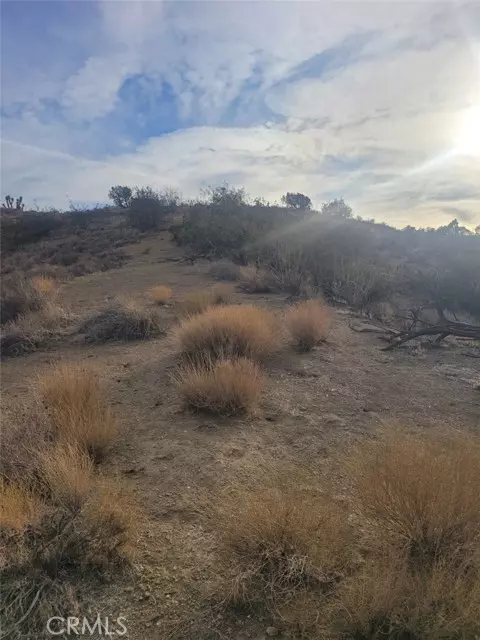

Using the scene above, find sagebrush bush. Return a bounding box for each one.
[176,357,263,415]
[285,299,332,351]
[148,285,172,305]
[173,304,279,363]
[37,362,117,460]
[79,297,165,342]
[1,276,44,325]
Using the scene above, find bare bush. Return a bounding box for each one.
[238,265,276,293]
[79,297,165,342]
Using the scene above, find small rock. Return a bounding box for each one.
[265,627,279,637]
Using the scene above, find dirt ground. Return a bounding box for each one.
[2,233,479,639]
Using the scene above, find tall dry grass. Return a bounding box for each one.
[36,362,117,460]
[346,429,480,564]
[285,299,332,351]
[173,304,279,363]
[148,285,172,305]
[30,275,57,297]
[175,357,264,415]
[210,477,353,609]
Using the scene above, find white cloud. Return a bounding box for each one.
[1,1,479,228]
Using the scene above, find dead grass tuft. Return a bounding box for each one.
[0,302,72,359]
[38,444,95,509]
[285,299,332,351]
[238,265,276,293]
[173,304,279,363]
[175,357,264,415]
[211,283,234,305]
[211,478,353,610]
[36,362,117,460]
[148,285,172,305]
[30,275,57,297]
[346,429,480,565]
[0,482,44,532]
[79,297,165,342]
[176,290,215,317]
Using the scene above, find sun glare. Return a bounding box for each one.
[455,106,480,156]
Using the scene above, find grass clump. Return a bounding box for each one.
[31,275,58,296]
[148,285,172,305]
[36,362,117,460]
[211,477,353,610]
[173,304,278,363]
[238,265,276,293]
[347,429,480,565]
[0,302,71,359]
[177,285,234,317]
[285,299,332,351]
[79,297,165,342]
[176,357,263,415]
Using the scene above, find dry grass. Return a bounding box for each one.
[238,265,276,293]
[0,302,71,358]
[0,482,44,532]
[173,304,279,363]
[176,290,216,316]
[211,283,234,304]
[210,477,353,610]
[285,299,332,351]
[346,429,480,565]
[30,275,57,297]
[177,285,234,317]
[330,554,480,640]
[148,285,172,305]
[79,297,165,342]
[36,362,117,460]
[175,357,264,415]
[39,444,94,509]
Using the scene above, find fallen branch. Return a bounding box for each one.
[382,321,480,350]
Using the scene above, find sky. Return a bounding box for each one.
[1,0,479,228]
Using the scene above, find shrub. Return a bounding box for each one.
[79,298,165,342]
[208,261,241,282]
[346,430,480,565]
[108,185,132,209]
[1,276,44,325]
[238,265,276,293]
[173,304,278,363]
[176,291,215,317]
[285,299,332,351]
[210,478,353,609]
[0,302,70,359]
[127,187,179,231]
[36,362,117,460]
[1,210,62,252]
[148,285,172,305]
[175,357,264,415]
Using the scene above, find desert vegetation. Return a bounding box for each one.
[1,183,479,638]
[0,362,137,638]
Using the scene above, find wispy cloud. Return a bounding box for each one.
[1,0,479,228]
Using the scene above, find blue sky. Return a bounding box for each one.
[1,0,479,227]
